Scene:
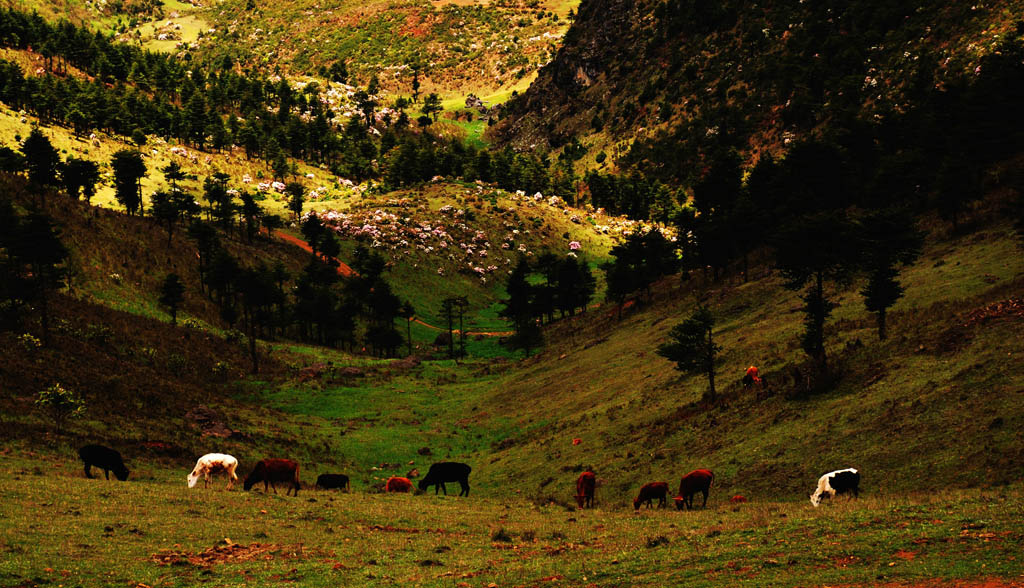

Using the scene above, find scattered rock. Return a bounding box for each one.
[185,405,236,438]
[337,367,364,378]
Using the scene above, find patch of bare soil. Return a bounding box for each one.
[152,541,321,567]
[961,298,1024,327]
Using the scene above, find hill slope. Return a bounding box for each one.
[494,0,1024,174]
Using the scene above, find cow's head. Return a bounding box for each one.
[575,494,585,508]
[632,497,642,510]
[187,471,200,488]
[810,492,823,507]
[113,464,130,481]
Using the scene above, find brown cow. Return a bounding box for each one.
[575,471,596,508]
[675,469,714,510]
[633,481,670,510]
[385,476,413,493]
[243,459,301,496]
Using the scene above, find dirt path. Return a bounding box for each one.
[270,230,512,338]
[270,229,356,277]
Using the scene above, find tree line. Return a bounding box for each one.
[2,129,417,370]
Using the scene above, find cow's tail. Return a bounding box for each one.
[709,471,715,489]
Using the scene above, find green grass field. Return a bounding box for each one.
[1,448,1022,587]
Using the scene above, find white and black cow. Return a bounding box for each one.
[810,468,860,507]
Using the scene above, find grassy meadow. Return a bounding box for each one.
[1,449,1022,587]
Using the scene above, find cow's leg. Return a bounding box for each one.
[460,480,469,496]
[84,463,93,479]
[104,469,110,480]
[441,483,448,496]
[702,489,709,508]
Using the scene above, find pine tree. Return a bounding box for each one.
[60,157,100,202]
[21,129,61,199]
[656,306,720,401]
[111,149,147,215]
[158,272,186,325]
[858,210,922,340]
[775,212,858,372]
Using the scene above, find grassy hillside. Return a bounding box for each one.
[97,0,580,102]
[211,201,1024,502]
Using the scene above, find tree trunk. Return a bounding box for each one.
[706,325,716,402]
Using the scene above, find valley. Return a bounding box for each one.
[1,1,1024,586]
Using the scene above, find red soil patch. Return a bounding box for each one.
[961,297,1024,327]
[271,230,355,277]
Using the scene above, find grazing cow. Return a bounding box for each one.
[810,468,860,507]
[316,473,350,491]
[187,453,238,489]
[417,462,472,496]
[243,459,301,496]
[676,469,714,510]
[78,445,130,481]
[576,471,596,508]
[386,476,413,493]
[634,481,670,510]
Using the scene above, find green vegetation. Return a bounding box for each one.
[1,2,1024,586]
[0,454,1022,587]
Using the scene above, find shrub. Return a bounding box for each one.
[181,318,204,330]
[166,353,187,372]
[36,384,86,433]
[212,361,232,379]
[83,323,113,345]
[17,333,42,351]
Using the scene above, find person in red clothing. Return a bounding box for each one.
[743,365,761,387]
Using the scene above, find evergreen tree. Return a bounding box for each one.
[111,149,146,215]
[500,257,543,356]
[158,272,185,325]
[239,191,262,243]
[421,93,442,122]
[21,128,60,196]
[150,190,180,246]
[13,213,68,344]
[858,210,922,340]
[775,212,858,372]
[285,181,305,218]
[656,305,720,401]
[60,157,100,202]
[187,220,219,294]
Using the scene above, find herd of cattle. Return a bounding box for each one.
[77,444,861,508]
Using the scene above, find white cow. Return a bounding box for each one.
[187,453,239,489]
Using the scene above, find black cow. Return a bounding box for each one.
[315,473,350,491]
[78,445,130,481]
[417,462,471,496]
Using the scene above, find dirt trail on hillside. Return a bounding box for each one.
[270,229,356,277]
[270,230,512,337]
